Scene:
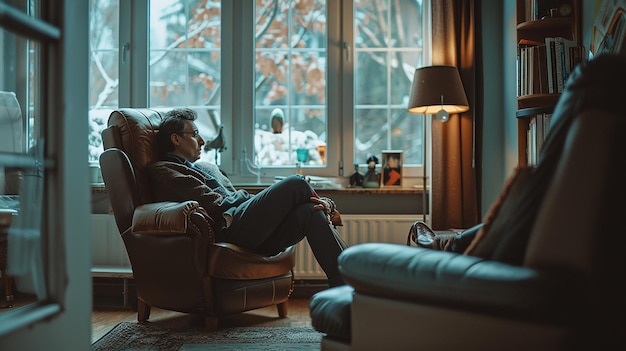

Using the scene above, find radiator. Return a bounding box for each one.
[293,214,420,279]
[92,214,130,267]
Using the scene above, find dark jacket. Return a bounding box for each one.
[148,157,252,230]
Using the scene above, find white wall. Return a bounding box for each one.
[480,0,503,218]
[479,0,516,219]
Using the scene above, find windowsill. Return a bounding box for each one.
[90,182,427,194]
[237,184,424,195]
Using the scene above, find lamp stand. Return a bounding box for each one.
[422,114,428,223]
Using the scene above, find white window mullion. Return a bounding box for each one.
[332,0,350,176]
[119,0,148,108]
[221,0,255,178]
[118,0,131,108]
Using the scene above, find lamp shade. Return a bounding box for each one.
[407,65,469,116]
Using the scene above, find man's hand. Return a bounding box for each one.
[310,196,342,226]
[310,196,333,215]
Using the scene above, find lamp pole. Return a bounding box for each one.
[422,114,428,223]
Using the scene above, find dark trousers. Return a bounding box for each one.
[222,175,346,287]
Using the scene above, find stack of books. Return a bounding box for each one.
[517,37,584,96]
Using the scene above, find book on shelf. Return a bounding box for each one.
[530,45,548,94]
[554,37,564,93]
[541,37,583,94]
[527,117,537,165]
[525,112,552,166]
[545,37,556,93]
[554,37,577,92]
[517,42,549,96]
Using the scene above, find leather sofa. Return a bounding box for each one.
[309,54,626,350]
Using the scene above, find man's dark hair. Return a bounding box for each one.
[156,108,198,154]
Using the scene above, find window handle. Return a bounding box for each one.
[122,42,130,63]
[343,42,351,63]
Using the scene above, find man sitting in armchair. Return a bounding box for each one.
[149,108,347,287]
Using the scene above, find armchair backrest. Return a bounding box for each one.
[524,54,626,273]
[524,55,626,330]
[100,108,165,233]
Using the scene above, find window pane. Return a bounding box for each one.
[149,0,221,107]
[354,0,424,166]
[354,51,388,106]
[89,0,119,163]
[354,108,387,163]
[149,1,222,163]
[150,50,190,106]
[391,108,423,163]
[254,0,327,168]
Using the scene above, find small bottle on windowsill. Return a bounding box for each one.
[349,164,364,187]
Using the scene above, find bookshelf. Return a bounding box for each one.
[516,0,582,166]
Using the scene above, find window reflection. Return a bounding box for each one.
[0,20,45,312]
[7,141,45,300]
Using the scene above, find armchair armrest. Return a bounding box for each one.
[339,243,582,325]
[132,200,212,236]
[126,200,214,281]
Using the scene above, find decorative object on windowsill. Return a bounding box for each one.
[407,65,470,223]
[362,154,380,188]
[349,164,364,188]
[270,108,285,134]
[203,124,227,164]
[382,150,403,187]
[295,148,309,175]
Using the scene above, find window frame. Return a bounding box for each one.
[0,0,90,337]
[91,0,432,185]
[224,0,431,182]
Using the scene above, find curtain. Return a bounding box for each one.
[430,0,482,230]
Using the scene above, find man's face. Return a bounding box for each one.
[172,120,205,162]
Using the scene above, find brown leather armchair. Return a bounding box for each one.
[99,108,296,330]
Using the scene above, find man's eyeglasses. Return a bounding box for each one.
[180,129,200,138]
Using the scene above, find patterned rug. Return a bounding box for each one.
[92,321,322,351]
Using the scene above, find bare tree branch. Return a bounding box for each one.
[255,0,278,41]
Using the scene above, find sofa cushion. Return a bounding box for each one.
[309,285,354,342]
[464,167,534,259]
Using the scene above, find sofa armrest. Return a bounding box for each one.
[339,243,581,324]
[132,200,210,235]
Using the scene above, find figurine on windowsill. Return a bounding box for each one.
[349,164,364,187]
[362,155,380,188]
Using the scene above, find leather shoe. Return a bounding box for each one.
[408,221,436,248]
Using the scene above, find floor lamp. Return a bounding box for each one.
[407,65,469,224]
